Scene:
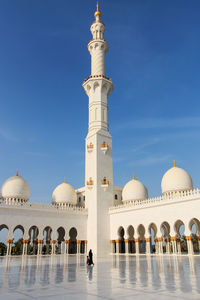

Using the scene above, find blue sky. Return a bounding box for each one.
[0,0,200,202]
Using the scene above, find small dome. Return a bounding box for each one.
[161,161,193,195]
[52,178,76,205]
[1,170,30,202]
[122,175,148,202]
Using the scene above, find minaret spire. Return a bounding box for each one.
[94,1,101,19]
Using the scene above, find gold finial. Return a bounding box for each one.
[64,177,67,183]
[94,1,101,18]
[16,169,19,176]
[133,173,135,180]
[173,160,176,167]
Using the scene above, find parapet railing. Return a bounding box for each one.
[0,200,87,213]
[109,188,200,212]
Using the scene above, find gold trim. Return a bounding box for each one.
[94,1,101,18]
[87,179,93,186]
[101,179,109,185]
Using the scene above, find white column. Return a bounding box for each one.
[145,238,151,255]
[135,239,139,254]
[51,240,56,255]
[85,241,88,255]
[186,237,194,255]
[166,239,171,254]
[6,240,12,256]
[158,238,163,254]
[64,241,69,254]
[177,239,181,254]
[116,240,120,254]
[22,240,28,256]
[77,241,81,254]
[171,238,177,254]
[124,239,129,254]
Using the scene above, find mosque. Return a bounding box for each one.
[0,3,200,257]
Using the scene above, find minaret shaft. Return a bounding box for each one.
[83,4,114,255]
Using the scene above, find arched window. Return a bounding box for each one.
[115,194,118,200]
[78,197,81,203]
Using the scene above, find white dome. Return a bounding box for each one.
[52,180,76,205]
[1,172,30,202]
[122,177,148,202]
[161,163,193,195]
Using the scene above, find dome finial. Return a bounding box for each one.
[94,1,101,18]
[64,177,67,183]
[173,160,176,167]
[16,169,19,176]
[133,173,135,180]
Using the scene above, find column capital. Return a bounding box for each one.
[145,238,150,242]
[38,240,43,244]
[124,239,129,243]
[23,240,29,244]
[64,240,69,244]
[134,238,139,243]
[52,240,56,244]
[186,236,192,241]
[115,239,120,243]
[171,237,177,241]
[7,239,13,244]
[157,237,163,242]
[77,240,81,244]
[84,240,88,244]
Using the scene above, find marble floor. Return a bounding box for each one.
[0,254,200,299]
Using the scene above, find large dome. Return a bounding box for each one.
[52,178,76,205]
[161,161,193,195]
[1,170,30,202]
[122,175,148,202]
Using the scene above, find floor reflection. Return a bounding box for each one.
[0,255,200,299]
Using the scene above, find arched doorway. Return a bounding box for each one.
[57,227,65,254]
[43,226,52,254]
[12,225,24,255]
[161,221,170,253]
[0,225,9,256]
[69,227,77,254]
[127,225,135,253]
[174,220,186,253]
[189,218,200,253]
[137,224,146,253]
[29,226,39,255]
[118,226,125,253]
[148,223,157,253]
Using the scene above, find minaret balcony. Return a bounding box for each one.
[101,179,109,190]
[86,179,94,189]
[101,142,109,154]
[87,143,94,153]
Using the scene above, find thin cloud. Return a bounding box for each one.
[114,116,200,131]
[24,151,49,157]
[0,128,19,142]
[129,155,172,167]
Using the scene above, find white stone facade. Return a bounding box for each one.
[0,3,200,257]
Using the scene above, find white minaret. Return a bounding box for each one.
[83,2,114,256]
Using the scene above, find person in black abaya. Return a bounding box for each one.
[88,249,94,265]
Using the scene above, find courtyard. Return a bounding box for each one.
[0,255,200,299]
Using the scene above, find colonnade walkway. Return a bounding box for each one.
[110,236,200,255]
